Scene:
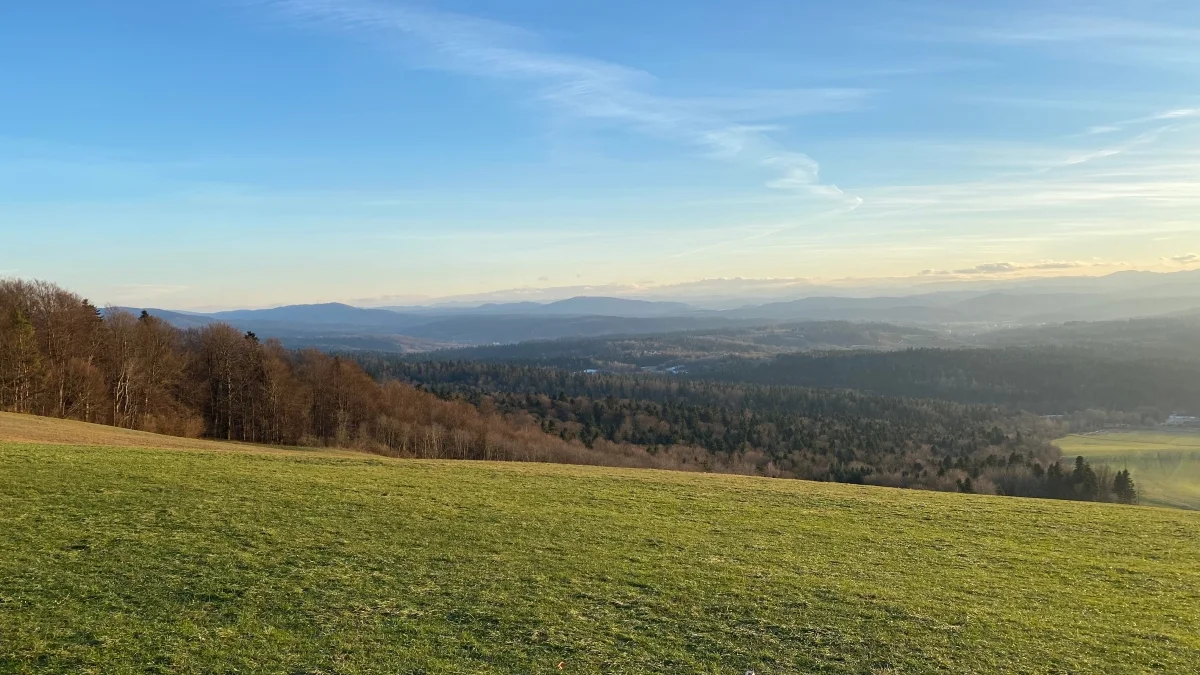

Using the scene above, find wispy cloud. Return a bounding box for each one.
[979,16,1200,45]
[918,260,1114,277]
[915,6,1200,71]
[255,0,860,206]
[1084,108,1200,135]
[1158,108,1200,120]
[846,109,1200,236]
[1164,253,1200,265]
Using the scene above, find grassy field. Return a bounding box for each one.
[0,411,365,456]
[1056,431,1200,511]
[2,417,1200,673]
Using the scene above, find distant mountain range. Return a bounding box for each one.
[379,296,697,318]
[127,268,1200,351]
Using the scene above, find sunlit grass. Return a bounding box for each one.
[3,433,1199,673]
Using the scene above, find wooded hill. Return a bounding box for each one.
[690,348,1200,417]
[354,357,1139,500]
[0,279,666,469]
[0,278,1141,502]
[427,330,1200,420]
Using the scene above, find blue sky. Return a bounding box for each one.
[2,0,1198,308]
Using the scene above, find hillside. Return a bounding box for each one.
[689,347,1200,416]
[0,411,277,452]
[418,321,959,366]
[359,357,1070,494]
[0,411,373,458]
[2,420,1199,673]
[0,279,674,472]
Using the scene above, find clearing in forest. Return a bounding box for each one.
[1056,431,1200,510]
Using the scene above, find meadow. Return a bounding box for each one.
[1056,431,1200,511]
[2,415,1199,673]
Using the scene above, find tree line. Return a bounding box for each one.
[988,456,1138,504]
[357,357,1143,503]
[0,279,670,469]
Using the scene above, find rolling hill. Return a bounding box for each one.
[2,414,1198,672]
[131,304,749,347]
[124,268,1200,351]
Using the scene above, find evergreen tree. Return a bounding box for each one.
[1113,470,1138,505]
[1072,456,1100,501]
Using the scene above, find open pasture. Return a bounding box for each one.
[2,417,1199,673]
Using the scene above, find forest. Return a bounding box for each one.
[419,321,956,368]
[418,326,1200,419]
[355,357,1139,501]
[1,278,1143,503]
[690,348,1200,417]
[0,279,666,470]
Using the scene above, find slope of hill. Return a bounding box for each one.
[690,347,1200,416]
[377,297,697,317]
[975,315,1200,360]
[211,302,421,327]
[389,314,748,344]
[2,279,675,471]
[2,423,1197,672]
[136,305,750,347]
[468,296,699,317]
[950,292,1103,320]
[535,296,696,316]
[0,411,273,452]
[723,296,967,323]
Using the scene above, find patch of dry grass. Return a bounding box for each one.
[0,412,347,457]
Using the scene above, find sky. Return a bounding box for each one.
[2,0,1199,309]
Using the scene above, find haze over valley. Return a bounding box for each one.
[123,268,1200,350]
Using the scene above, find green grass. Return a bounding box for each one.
[2,442,1199,673]
[1056,431,1200,511]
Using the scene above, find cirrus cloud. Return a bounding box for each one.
[255,0,861,208]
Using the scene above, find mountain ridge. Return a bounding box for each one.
[124,268,1200,350]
